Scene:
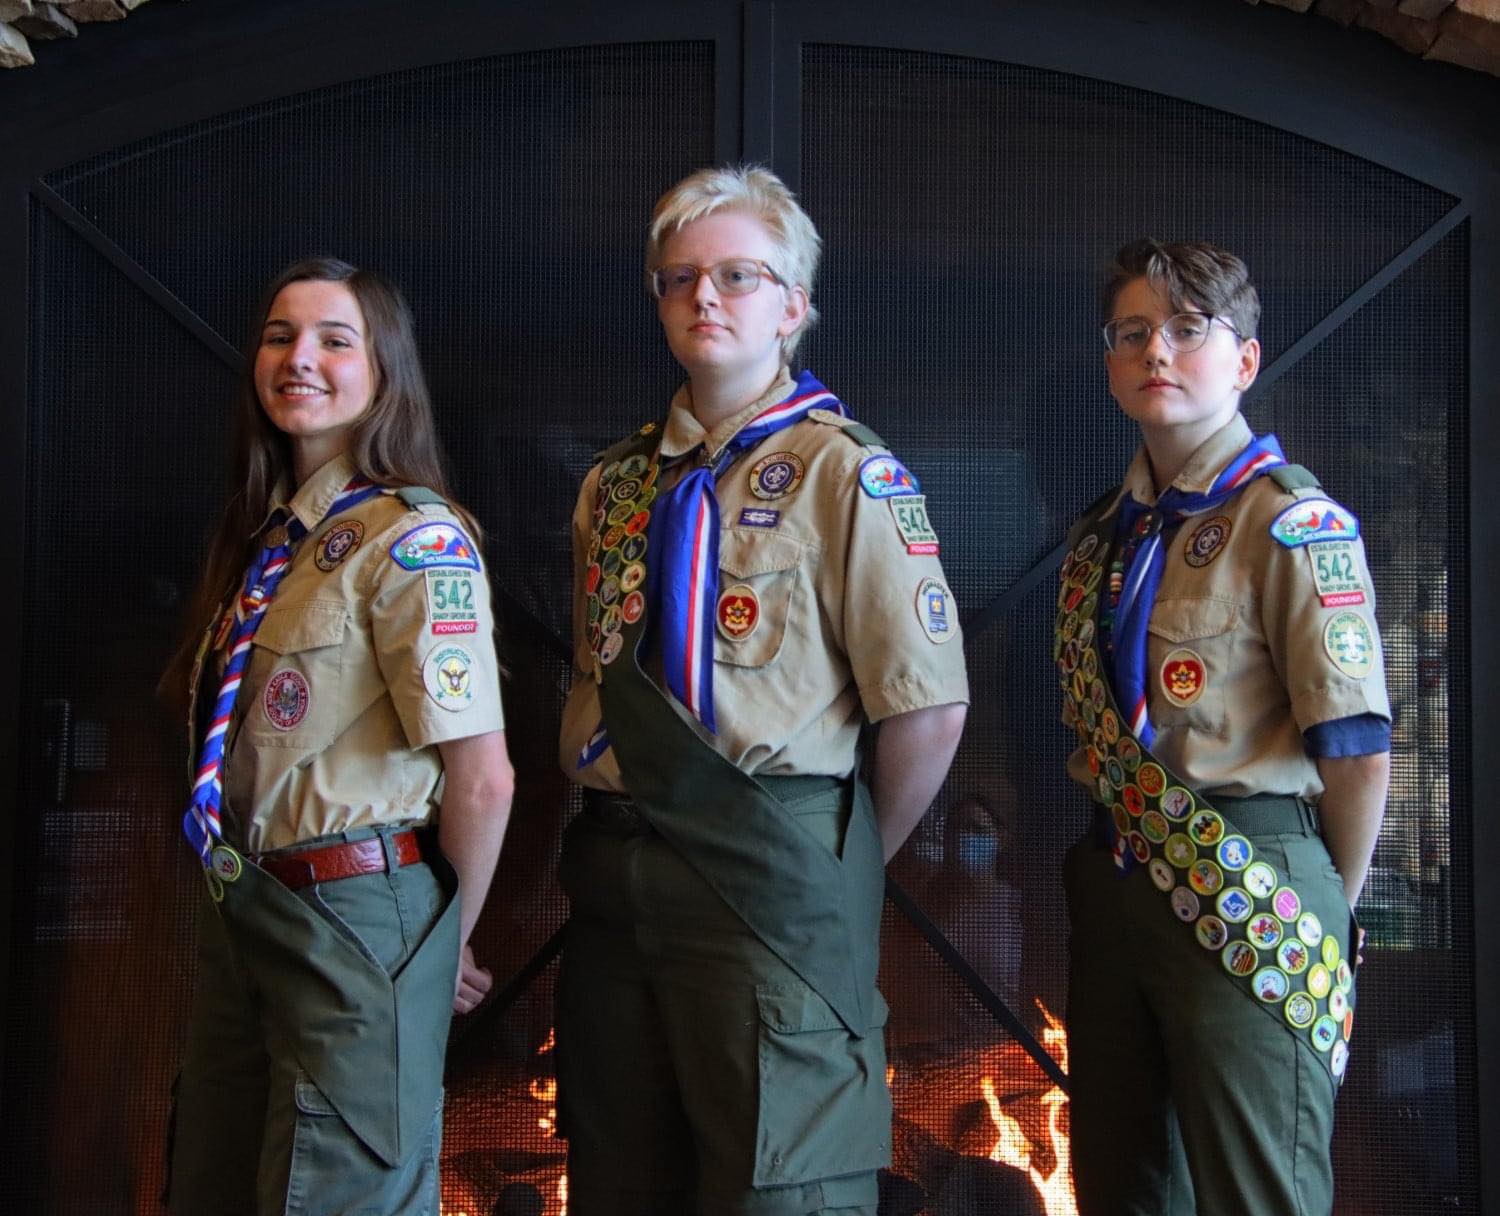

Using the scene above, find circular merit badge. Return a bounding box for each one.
[1285,992,1317,1029]
[1322,610,1376,679]
[1195,914,1227,950]
[263,668,310,731]
[1253,966,1290,1003]
[423,643,476,711]
[1149,858,1175,891]
[1184,515,1232,567]
[315,521,363,572]
[749,451,805,500]
[1160,648,1207,707]
[210,845,243,884]
[717,584,761,641]
[1222,940,1259,977]
[915,577,957,644]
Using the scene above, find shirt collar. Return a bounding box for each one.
[251,452,360,537]
[1120,413,1253,505]
[658,368,797,463]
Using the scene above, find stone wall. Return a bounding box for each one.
[4,0,1500,75]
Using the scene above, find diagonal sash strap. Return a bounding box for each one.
[1056,500,1357,1086]
[582,414,882,1036]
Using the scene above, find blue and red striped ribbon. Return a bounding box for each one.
[181,478,383,863]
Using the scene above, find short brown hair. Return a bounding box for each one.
[1102,239,1260,341]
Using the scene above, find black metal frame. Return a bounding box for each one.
[2,0,1496,1200]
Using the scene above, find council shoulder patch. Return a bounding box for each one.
[858,454,920,499]
[1269,498,1359,547]
[915,576,957,643]
[425,568,480,635]
[423,642,477,710]
[390,522,481,571]
[1322,610,1376,679]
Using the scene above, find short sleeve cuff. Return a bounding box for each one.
[862,671,971,723]
[1303,713,1391,758]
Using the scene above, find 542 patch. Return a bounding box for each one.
[426,569,479,635]
[890,495,939,555]
[1307,541,1367,607]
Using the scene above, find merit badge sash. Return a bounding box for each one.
[1055,503,1356,1085]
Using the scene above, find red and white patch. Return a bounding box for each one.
[717,584,760,641]
[1160,648,1206,707]
[263,668,310,731]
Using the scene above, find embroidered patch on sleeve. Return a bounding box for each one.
[390,523,481,571]
[425,569,480,634]
[1306,541,1368,607]
[858,454,920,499]
[1269,498,1359,547]
[890,495,940,555]
[423,642,477,710]
[915,577,957,643]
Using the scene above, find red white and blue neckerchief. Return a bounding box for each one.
[645,369,843,732]
[180,477,384,864]
[1106,434,1285,748]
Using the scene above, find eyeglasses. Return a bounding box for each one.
[1102,312,1244,355]
[649,259,786,300]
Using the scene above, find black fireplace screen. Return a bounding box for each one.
[0,34,1475,1216]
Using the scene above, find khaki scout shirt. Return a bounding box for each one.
[192,454,505,853]
[559,369,971,792]
[1070,413,1391,801]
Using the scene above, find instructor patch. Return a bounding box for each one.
[423,642,476,710]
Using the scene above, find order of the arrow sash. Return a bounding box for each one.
[1055,499,1356,1085]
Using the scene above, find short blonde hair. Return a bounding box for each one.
[645,164,822,359]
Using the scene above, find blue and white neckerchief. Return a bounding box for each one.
[645,370,842,733]
[181,477,384,864]
[1107,434,1285,748]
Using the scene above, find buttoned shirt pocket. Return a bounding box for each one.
[714,531,804,669]
[244,600,347,750]
[1146,595,1238,736]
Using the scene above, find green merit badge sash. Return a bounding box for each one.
[1055,497,1355,1085]
[587,422,885,1037]
[206,846,460,1167]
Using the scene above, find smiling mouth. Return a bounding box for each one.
[278,384,327,397]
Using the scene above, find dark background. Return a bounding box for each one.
[1,1,1496,1212]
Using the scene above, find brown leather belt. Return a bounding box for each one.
[254,830,422,891]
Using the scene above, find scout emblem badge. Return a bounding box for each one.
[1056,440,1356,1083]
[180,479,385,884]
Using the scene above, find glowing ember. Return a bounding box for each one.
[980,1002,1077,1216]
[529,1028,568,1215]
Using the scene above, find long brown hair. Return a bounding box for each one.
[162,256,479,710]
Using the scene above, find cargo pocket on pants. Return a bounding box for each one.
[752,985,892,1187]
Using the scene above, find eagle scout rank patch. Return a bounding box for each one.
[1322,611,1375,678]
[749,452,804,500]
[1269,498,1359,547]
[858,454,920,499]
[263,668,310,730]
[915,577,956,643]
[716,584,760,641]
[1160,648,1206,706]
[1307,540,1367,607]
[1184,516,1231,567]
[315,520,364,572]
[423,642,476,710]
[389,523,481,571]
[891,495,940,555]
[425,569,478,635]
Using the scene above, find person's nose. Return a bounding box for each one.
[1142,324,1173,366]
[691,268,721,308]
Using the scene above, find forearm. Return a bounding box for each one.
[1316,751,1389,907]
[870,702,967,862]
[437,731,515,946]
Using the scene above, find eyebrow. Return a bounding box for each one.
[262,318,362,335]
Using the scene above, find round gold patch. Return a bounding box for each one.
[1184,516,1232,567]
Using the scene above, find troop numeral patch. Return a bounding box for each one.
[426,569,479,634]
[890,495,940,555]
[1307,541,1367,607]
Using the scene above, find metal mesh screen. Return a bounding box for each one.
[799,43,1473,1215]
[7,42,715,1215]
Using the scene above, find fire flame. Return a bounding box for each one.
[981,1002,1078,1216]
[530,1027,568,1216]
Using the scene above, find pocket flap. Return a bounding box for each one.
[720,532,804,580]
[1146,596,1238,644]
[755,984,845,1034]
[254,601,347,656]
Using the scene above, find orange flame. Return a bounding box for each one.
[980,1002,1078,1216]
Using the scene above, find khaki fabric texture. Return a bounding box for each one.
[1067,414,1390,801]
[561,370,970,791]
[187,454,505,852]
